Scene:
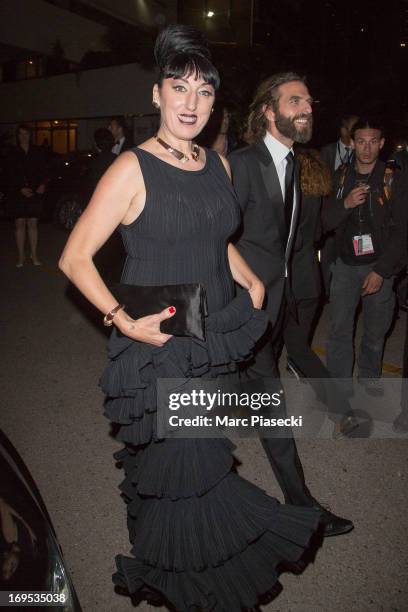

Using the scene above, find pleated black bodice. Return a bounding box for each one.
[119,148,240,313]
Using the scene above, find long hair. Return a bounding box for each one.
[154,24,220,90]
[247,72,305,142]
[297,149,332,197]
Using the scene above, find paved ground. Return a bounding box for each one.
[1,220,407,612]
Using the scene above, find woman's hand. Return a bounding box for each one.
[21,187,33,198]
[248,279,265,309]
[114,306,176,347]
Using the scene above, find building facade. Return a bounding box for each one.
[0,0,178,151]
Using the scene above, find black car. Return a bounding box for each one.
[0,429,82,610]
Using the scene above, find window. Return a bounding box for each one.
[27,120,78,154]
[15,57,44,80]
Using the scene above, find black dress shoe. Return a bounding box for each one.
[332,414,360,439]
[311,501,354,537]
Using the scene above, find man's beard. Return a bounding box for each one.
[274,110,313,144]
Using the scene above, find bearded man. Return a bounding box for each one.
[229,73,354,537]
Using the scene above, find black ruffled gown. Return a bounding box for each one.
[100,148,320,611]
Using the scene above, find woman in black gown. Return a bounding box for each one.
[59,25,320,611]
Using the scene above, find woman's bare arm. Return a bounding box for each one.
[59,151,174,345]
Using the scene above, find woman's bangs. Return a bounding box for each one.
[164,54,220,90]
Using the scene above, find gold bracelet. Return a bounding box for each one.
[103,304,125,327]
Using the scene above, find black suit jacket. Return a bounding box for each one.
[121,137,134,153]
[113,137,134,155]
[229,141,300,324]
[291,193,322,301]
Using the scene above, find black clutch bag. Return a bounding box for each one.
[110,283,208,341]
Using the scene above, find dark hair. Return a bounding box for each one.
[247,72,306,141]
[16,123,32,144]
[197,102,232,147]
[340,114,359,128]
[94,128,114,151]
[109,116,127,132]
[154,24,220,90]
[351,118,385,140]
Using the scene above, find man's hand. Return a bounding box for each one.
[344,186,368,209]
[361,271,383,296]
[36,184,45,195]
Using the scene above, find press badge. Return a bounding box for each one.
[353,234,375,256]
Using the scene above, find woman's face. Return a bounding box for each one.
[154,73,215,141]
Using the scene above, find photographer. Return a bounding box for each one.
[322,118,406,397]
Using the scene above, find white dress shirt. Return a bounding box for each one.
[112,136,125,155]
[264,131,293,199]
[263,132,296,275]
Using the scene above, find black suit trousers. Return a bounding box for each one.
[284,299,351,423]
[240,292,314,506]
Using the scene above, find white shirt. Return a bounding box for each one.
[263,131,296,276]
[264,131,293,199]
[112,136,125,156]
[334,139,352,170]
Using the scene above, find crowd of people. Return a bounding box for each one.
[4,21,408,610]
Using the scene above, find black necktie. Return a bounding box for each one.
[284,151,295,242]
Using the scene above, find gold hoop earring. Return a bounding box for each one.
[211,107,214,114]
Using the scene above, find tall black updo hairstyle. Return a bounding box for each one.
[154,24,220,90]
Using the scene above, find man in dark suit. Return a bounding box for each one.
[108,116,133,155]
[229,72,353,537]
[320,115,359,297]
[321,115,359,173]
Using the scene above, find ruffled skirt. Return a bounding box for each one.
[100,292,320,610]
